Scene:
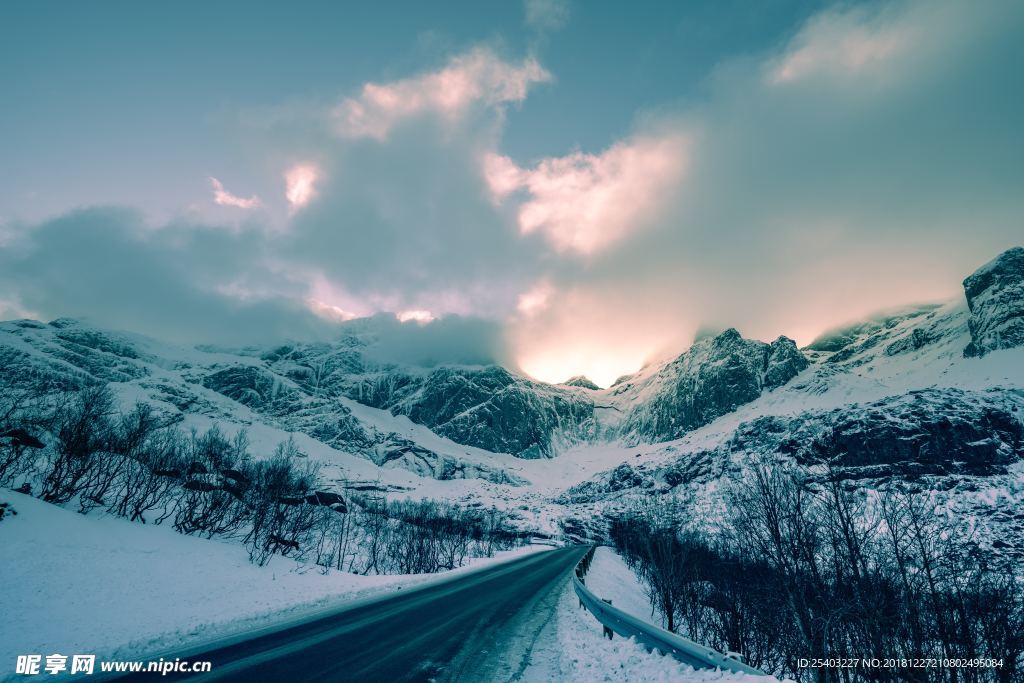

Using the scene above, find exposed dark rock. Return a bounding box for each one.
[304,491,348,512]
[619,329,808,443]
[764,336,810,389]
[607,463,646,490]
[374,436,527,485]
[347,366,594,458]
[807,305,942,353]
[202,365,291,409]
[305,490,346,507]
[886,328,932,355]
[661,451,717,488]
[563,376,601,390]
[737,388,1023,478]
[220,468,249,483]
[0,428,45,449]
[560,448,721,504]
[341,482,412,493]
[963,246,1024,356]
[0,501,16,522]
[52,326,139,360]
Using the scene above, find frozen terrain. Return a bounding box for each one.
[0,491,549,674]
[1,246,1022,677]
[522,578,777,682]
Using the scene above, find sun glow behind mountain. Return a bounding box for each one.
[516,344,648,389]
[1,0,1021,372]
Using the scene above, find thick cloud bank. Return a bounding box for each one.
[2,0,1023,385]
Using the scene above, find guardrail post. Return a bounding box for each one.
[601,600,613,639]
[570,545,766,676]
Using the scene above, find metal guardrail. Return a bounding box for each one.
[572,546,768,676]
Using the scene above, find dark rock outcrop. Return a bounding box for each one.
[305,490,348,513]
[0,428,45,450]
[202,365,290,409]
[346,366,594,458]
[372,435,528,484]
[764,336,810,389]
[569,387,1024,504]
[618,329,808,443]
[563,376,600,390]
[885,328,932,356]
[964,247,1024,357]
[736,388,1024,478]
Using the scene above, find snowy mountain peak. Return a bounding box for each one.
[562,376,601,390]
[609,328,809,444]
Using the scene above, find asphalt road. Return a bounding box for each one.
[113,545,588,683]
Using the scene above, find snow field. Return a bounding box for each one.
[0,491,549,676]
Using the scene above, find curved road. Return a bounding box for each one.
[113,545,587,682]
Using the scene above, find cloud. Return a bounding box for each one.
[510,282,671,388]
[505,0,1024,384]
[525,0,570,33]
[352,314,507,367]
[0,208,509,368]
[0,46,560,360]
[285,164,319,211]
[396,309,435,324]
[4,1,1024,390]
[285,96,545,321]
[308,298,357,322]
[333,48,550,140]
[516,280,554,316]
[0,207,334,346]
[0,296,36,321]
[485,135,687,254]
[209,177,260,209]
[768,4,912,84]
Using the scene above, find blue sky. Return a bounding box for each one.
[2,0,1022,386]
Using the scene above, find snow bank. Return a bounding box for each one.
[584,546,663,630]
[0,491,549,670]
[517,547,781,682]
[527,582,778,682]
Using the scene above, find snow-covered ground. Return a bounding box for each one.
[584,547,663,630]
[518,547,781,682]
[521,582,776,682]
[0,491,550,675]
[1,267,1022,680]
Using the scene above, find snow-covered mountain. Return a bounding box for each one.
[2,247,1023,545]
[608,330,808,443]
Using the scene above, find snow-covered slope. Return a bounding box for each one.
[608,330,808,443]
[1,247,1023,545]
[559,289,1024,555]
[0,491,550,671]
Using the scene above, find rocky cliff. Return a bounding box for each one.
[614,329,808,443]
[964,246,1024,357]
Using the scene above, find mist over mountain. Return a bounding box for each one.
[3,248,1021,515]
